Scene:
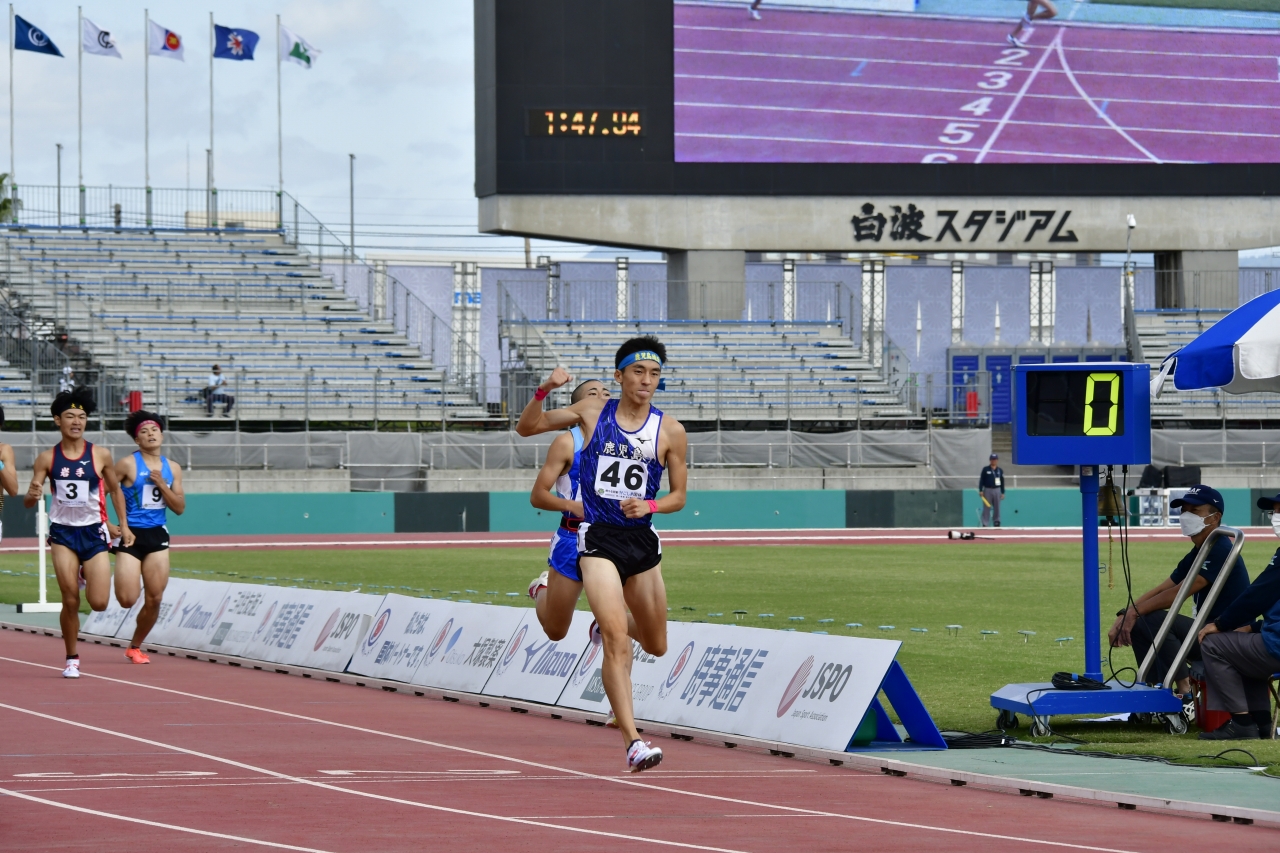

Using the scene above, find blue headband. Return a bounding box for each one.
[617,350,663,371]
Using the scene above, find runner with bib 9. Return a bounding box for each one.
[516,336,688,773]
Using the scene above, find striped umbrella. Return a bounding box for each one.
[1153,289,1280,395]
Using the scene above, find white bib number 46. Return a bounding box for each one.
[594,454,647,501]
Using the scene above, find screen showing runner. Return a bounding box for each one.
[674,0,1280,164]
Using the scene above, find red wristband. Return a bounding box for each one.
[534,388,548,401]
[646,499,659,514]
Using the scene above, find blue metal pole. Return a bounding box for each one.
[1080,465,1102,681]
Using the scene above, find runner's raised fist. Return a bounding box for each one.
[541,366,574,392]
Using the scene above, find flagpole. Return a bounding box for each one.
[276,15,282,197]
[144,10,149,188]
[77,6,83,225]
[208,11,215,228]
[9,4,14,222]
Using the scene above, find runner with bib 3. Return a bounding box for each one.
[517,336,688,773]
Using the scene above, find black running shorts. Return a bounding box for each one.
[115,525,170,560]
[578,522,662,583]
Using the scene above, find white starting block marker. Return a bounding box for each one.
[1018,630,1037,643]
[945,624,962,637]
[910,627,928,633]
[1056,636,1074,646]
[846,622,862,628]
[980,630,999,639]
[878,625,895,631]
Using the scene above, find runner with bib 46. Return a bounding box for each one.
[517,336,688,773]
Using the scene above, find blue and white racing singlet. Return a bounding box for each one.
[555,426,585,522]
[48,442,107,528]
[580,399,664,528]
[125,451,174,529]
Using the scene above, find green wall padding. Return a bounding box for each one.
[165,493,395,535]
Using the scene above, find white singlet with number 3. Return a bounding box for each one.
[593,454,648,501]
[141,483,166,510]
[56,479,89,507]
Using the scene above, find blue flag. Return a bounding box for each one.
[213,25,258,61]
[14,15,63,56]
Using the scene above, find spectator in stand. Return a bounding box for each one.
[1195,492,1280,740]
[59,366,75,394]
[979,453,1005,527]
[205,365,234,417]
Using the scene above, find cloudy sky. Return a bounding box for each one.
[5,1,595,259]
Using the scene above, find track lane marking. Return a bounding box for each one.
[0,701,752,853]
[1054,33,1162,163]
[0,657,1147,853]
[0,787,341,853]
[976,30,1065,163]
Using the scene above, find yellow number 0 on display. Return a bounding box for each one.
[1083,372,1119,436]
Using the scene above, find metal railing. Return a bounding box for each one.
[1134,268,1280,312]
[6,184,284,231]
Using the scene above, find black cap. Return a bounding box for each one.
[1258,494,1280,511]
[1170,485,1224,514]
[989,453,998,460]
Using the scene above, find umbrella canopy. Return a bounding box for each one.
[1160,289,1280,394]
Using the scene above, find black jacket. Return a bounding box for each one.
[979,466,1004,494]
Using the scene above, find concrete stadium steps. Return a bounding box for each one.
[502,320,914,422]
[1135,310,1280,421]
[0,229,482,422]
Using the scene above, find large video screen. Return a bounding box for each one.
[673,0,1280,165]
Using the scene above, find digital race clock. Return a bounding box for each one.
[526,109,644,137]
[1012,363,1151,466]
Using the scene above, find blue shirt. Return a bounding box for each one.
[979,466,1004,493]
[1169,534,1250,623]
[1214,546,1280,661]
[124,451,174,528]
[580,399,665,528]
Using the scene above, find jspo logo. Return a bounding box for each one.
[571,640,602,687]
[801,662,853,703]
[315,608,343,653]
[495,624,528,675]
[361,608,392,655]
[777,656,814,718]
[425,618,455,663]
[658,641,695,699]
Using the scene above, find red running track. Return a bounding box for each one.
[674,3,1280,164]
[1,629,1275,853]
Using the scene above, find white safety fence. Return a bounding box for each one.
[82,578,914,753]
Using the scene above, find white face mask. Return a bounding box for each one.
[1180,511,1207,537]
[1270,514,1280,538]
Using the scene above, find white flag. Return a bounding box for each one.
[279,24,319,69]
[148,20,184,61]
[82,18,121,58]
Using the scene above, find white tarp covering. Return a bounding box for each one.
[480,608,595,705]
[411,601,528,694]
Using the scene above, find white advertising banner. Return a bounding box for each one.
[232,587,366,670]
[144,578,232,650]
[347,594,452,682]
[480,608,595,705]
[274,590,384,672]
[177,583,278,656]
[410,601,528,694]
[557,621,700,715]
[587,623,901,753]
[81,578,138,638]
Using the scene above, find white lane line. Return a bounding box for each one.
[0,658,1145,853]
[675,46,1276,85]
[676,72,1280,112]
[0,787,340,853]
[1055,33,1162,163]
[976,29,1065,163]
[0,702,750,853]
[677,101,1280,140]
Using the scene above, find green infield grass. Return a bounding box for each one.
[2,538,1276,772]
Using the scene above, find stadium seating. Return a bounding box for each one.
[1136,310,1280,422]
[502,320,915,422]
[0,229,485,421]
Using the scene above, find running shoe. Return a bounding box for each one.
[1180,692,1195,725]
[125,647,151,665]
[62,658,80,679]
[1198,720,1259,740]
[77,567,86,590]
[528,571,548,602]
[1007,34,1024,47]
[627,739,663,773]
[605,710,618,729]
[589,619,602,645]
[749,8,761,19]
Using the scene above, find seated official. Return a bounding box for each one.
[1108,486,1250,713]
[1195,492,1280,740]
